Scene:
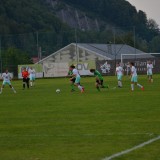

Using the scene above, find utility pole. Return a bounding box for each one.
[39,46,42,61]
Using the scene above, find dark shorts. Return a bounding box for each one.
[23,78,30,83]
[96,79,103,85]
[70,78,81,85]
[70,78,76,83]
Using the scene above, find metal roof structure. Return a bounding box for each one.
[38,43,154,64]
[76,43,154,59]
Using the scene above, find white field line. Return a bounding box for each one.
[102,135,160,160]
[0,133,153,138]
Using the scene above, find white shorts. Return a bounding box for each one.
[30,76,35,81]
[131,76,138,83]
[147,71,152,76]
[3,81,11,85]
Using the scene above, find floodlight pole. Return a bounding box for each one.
[75,28,78,65]
[0,35,2,74]
[133,26,136,59]
[113,28,117,67]
[36,31,39,62]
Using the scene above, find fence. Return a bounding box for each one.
[96,58,160,76]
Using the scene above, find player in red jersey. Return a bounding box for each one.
[22,67,30,89]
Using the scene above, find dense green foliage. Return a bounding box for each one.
[0,76,160,160]
[61,0,159,41]
[0,0,160,61]
[0,0,65,34]
[1,47,32,75]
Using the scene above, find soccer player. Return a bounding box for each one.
[67,66,76,92]
[115,63,124,88]
[126,62,130,76]
[22,67,30,89]
[70,65,84,93]
[129,62,144,91]
[90,69,108,91]
[147,60,153,83]
[0,69,16,94]
[28,67,36,87]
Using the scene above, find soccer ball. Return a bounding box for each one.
[56,89,61,93]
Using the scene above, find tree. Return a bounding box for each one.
[149,35,160,53]
[2,47,32,76]
[147,19,159,30]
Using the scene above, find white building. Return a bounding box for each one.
[38,43,154,77]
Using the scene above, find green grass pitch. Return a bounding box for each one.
[0,75,160,160]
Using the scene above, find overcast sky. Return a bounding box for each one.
[127,0,160,26]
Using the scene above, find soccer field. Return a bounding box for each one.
[0,75,160,160]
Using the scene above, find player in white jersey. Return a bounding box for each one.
[115,63,124,88]
[70,65,84,93]
[28,67,36,87]
[0,69,16,94]
[147,60,153,83]
[129,62,144,91]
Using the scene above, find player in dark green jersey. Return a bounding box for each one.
[90,69,108,91]
[67,66,76,92]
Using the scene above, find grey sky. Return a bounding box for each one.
[127,0,160,26]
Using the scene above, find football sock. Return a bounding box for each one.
[137,83,143,88]
[118,81,121,87]
[11,87,16,93]
[71,84,74,90]
[96,86,100,91]
[78,85,82,91]
[131,84,134,90]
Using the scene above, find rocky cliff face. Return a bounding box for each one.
[46,0,107,31]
